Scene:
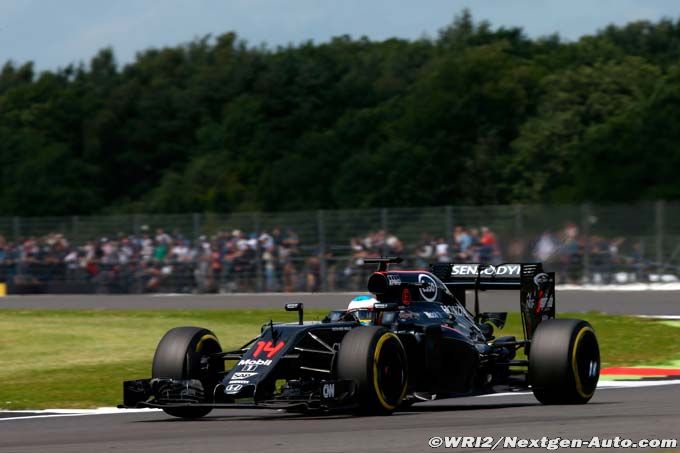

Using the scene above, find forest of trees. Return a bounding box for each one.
[2,11,680,216]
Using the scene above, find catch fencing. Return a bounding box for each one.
[0,202,676,294]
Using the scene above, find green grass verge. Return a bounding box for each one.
[1,309,679,410]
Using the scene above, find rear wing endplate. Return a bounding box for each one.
[430,263,555,340]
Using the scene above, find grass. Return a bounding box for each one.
[0,309,324,410]
[0,309,679,410]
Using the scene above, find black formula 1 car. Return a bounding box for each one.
[120,258,600,418]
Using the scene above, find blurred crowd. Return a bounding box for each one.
[338,223,648,288]
[0,221,653,294]
[0,227,311,293]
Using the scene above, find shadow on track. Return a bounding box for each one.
[400,402,538,412]
[134,401,575,423]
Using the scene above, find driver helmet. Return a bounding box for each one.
[347,295,378,326]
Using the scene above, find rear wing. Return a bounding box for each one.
[430,263,539,291]
[430,263,555,340]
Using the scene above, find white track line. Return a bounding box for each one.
[151,292,363,297]
[4,380,680,421]
[148,280,680,295]
[149,285,680,294]
[0,407,159,421]
[597,379,680,388]
[636,315,680,320]
[558,283,680,291]
[479,380,680,398]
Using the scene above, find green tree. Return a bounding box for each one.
[509,57,661,202]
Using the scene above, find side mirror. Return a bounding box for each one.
[285,303,304,325]
[478,312,507,329]
[322,310,345,323]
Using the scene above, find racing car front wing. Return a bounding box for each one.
[119,378,357,412]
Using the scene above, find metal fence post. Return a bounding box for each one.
[581,203,591,283]
[253,212,263,292]
[72,216,79,242]
[656,200,665,272]
[12,216,21,240]
[192,213,201,241]
[445,205,453,240]
[317,210,327,291]
[132,214,140,236]
[514,205,523,237]
[513,204,524,261]
[381,208,389,233]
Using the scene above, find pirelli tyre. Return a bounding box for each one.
[529,319,600,405]
[337,326,408,415]
[152,326,224,418]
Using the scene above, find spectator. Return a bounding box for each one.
[0,213,652,293]
[453,227,473,261]
[534,231,558,262]
[479,226,500,263]
[560,222,583,284]
[435,237,450,262]
[415,234,435,268]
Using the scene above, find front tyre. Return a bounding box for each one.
[529,319,600,405]
[337,327,408,415]
[152,326,224,418]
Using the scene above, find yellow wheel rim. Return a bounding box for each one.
[195,334,219,352]
[372,332,407,410]
[571,326,596,399]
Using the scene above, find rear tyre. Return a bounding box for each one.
[337,327,408,415]
[529,319,600,405]
[152,326,224,418]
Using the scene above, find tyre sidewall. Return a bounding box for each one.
[529,319,600,404]
[151,326,223,418]
[337,326,408,414]
[152,326,223,381]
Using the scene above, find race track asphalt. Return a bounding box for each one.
[0,290,679,315]
[1,384,679,452]
[1,291,679,452]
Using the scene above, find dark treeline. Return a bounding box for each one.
[3,11,680,216]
